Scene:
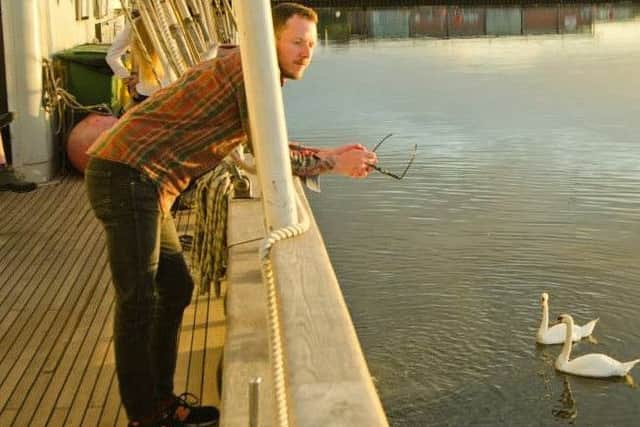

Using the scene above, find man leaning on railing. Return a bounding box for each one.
[83,3,378,427]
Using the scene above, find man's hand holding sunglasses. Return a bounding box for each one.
[316,144,378,178]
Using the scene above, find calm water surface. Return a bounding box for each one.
[283,3,640,426]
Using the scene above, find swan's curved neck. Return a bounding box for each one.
[559,319,573,363]
[538,302,549,335]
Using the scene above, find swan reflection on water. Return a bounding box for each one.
[550,373,638,423]
[552,376,578,422]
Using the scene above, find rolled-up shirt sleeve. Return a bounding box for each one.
[288,144,335,192]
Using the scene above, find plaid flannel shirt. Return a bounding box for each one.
[89,48,330,212]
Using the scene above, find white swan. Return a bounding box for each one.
[537,292,598,345]
[555,314,640,378]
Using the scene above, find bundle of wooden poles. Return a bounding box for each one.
[122,0,237,83]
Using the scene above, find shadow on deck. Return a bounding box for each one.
[0,175,223,426]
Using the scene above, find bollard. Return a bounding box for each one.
[249,377,262,427]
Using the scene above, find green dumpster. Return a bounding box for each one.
[53,43,122,116]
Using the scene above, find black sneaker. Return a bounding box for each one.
[0,166,37,193]
[156,393,219,427]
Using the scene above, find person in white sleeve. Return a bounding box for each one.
[106,11,169,107]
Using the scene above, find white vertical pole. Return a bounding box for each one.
[2,0,54,182]
[234,0,298,230]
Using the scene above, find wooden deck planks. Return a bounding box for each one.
[0,196,102,414]
[0,183,96,411]
[0,185,87,330]
[0,179,82,309]
[0,176,224,426]
[27,263,113,427]
[0,179,65,254]
[0,178,78,265]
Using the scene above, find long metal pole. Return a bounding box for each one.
[234,0,298,230]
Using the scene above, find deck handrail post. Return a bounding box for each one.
[234,0,298,230]
[1,0,53,181]
[249,377,262,427]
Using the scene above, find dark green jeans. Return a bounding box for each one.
[85,157,193,421]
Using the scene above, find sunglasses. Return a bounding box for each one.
[367,133,417,180]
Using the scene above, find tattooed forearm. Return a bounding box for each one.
[289,151,335,177]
